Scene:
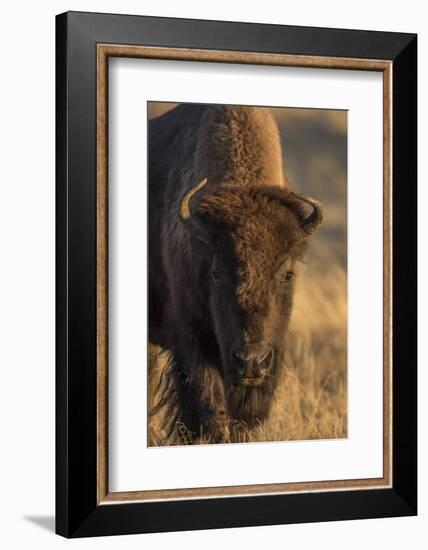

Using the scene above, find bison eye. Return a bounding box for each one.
[281,270,295,284]
[210,270,221,283]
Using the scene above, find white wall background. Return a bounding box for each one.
[0,0,424,548]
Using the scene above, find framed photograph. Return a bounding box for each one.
[56,11,417,537]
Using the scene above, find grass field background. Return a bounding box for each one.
[148,103,347,445]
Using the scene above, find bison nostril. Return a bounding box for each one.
[258,348,273,367]
[236,363,245,376]
[232,351,246,376]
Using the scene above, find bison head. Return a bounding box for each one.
[179,178,323,392]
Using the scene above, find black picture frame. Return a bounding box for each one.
[56,11,417,538]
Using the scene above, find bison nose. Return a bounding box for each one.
[232,346,273,377]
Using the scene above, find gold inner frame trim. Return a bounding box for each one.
[96,43,393,505]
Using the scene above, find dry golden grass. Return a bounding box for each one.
[148,104,347,446]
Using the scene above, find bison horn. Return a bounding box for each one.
[179,178,209,240]
[179,178,208,222]
[291,192,324,235]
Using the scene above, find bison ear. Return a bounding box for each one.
[178,178,211,243]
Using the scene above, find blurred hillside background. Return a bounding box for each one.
[148,103,347,445]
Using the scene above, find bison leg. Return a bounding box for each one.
[177,365,230,444]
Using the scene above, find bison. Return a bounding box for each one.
[149,104,323,443]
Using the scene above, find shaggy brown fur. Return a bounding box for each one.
[193,106,284,187]
[149,104,320,443]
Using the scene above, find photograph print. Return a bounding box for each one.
[148,102,347,446]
